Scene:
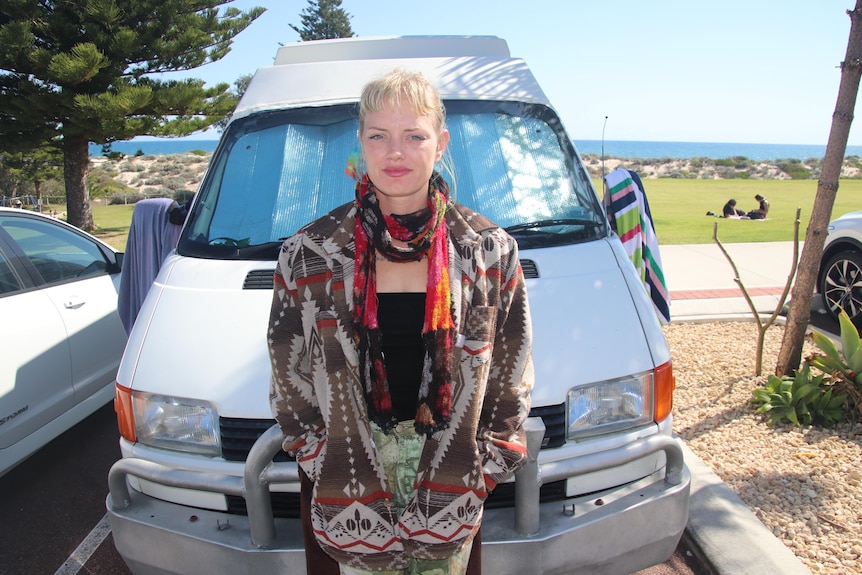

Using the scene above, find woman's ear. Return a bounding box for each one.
[436,129,450,161]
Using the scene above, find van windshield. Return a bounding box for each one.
[179,101,605,260]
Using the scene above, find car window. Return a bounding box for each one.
[0,216,109,285]
[0,249,22,295]
[181,101,604,259]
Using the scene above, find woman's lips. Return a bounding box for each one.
[383,167,410,177]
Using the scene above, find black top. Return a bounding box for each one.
[377,292,426,422]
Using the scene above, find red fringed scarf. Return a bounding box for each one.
[353,173,456,436]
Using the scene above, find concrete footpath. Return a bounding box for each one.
[663,241,801,320]
[661,241,813,575]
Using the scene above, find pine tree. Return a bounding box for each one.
[290,0,354,41]
[1,146,64,208]
[0,1,265,231]
[213,73,253,131]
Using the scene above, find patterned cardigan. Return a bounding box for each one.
[268,200,534,570]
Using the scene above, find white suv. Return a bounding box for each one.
[107,36,690,575]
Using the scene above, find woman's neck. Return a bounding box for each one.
[375,257,427,292]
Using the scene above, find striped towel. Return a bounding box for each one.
[603,168,671,324]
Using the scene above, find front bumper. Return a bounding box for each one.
[107,419,691,575]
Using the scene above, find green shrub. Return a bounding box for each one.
[108,192,147,205]
[756,310,862,427]
[751,364,845,426]
[807,309,862,419]
[776,159,811,179]
[118,162,145,173]
[715,166,738,179]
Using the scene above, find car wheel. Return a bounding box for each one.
[820,249,862,327]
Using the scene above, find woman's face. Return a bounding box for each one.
[361,98,449,215]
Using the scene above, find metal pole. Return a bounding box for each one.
[514,417,546,535]
[601,115,608,179]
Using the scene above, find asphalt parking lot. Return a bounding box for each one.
[0,403,128,575]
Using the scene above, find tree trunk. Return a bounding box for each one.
[34,181,42,211]
[63,134,94,231]
[776,0,862,375]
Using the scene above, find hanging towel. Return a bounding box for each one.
[603,168,671,324]
[118,198,184,334]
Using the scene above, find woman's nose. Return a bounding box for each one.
[386,140,403,158]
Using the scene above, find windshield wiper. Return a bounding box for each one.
[236,241,284,260]
[505,218,602,234]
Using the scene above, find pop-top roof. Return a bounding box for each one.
[232,36,550,121]
[273,35,511,64]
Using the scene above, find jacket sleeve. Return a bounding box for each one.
[268,235,327,482]
[476,233,534,490]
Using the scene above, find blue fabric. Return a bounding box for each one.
[118,198,183,334]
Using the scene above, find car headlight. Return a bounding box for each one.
[566,372,653,440]
[128,391,221,456]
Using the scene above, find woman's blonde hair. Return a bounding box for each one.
[358,70,447,134]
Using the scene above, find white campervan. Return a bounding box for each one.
[107,36,690,575]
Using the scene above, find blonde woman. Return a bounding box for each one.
[269,70,534,575]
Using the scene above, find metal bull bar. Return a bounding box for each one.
[108,416,685,549]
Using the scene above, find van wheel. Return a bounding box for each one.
[819,249,862,327]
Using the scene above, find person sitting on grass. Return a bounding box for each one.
[747,194,769,219]
[722,198,746,218]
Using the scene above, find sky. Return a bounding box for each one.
[158,0,862,146]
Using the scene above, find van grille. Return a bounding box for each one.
[220,404,563,463]
[243,259,539,290]
[220,417,293,462]
[220,403,565,518]
[530,403,566,448]
[483,479,567,509]
[227,492,302,518]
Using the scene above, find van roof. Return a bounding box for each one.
[273,35,511,64]
[232,35,550,121]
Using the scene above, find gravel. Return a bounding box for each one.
[664,321,862,575]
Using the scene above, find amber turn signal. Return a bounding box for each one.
[654,360,675,423]
[114,383,137,443]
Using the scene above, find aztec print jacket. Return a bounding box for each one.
[268,199,534,570]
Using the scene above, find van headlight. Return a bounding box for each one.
[130,392,221,456]
[566,372,653,440]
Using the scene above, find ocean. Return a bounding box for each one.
[89,139,862,161]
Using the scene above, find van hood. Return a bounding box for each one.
[118,238,667,418]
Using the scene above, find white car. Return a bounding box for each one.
[819,209,862,327]
[0,207,126,476]
[107,36,690,575]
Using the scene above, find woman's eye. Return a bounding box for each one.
[410,134,426,141]
[367,134,383,141]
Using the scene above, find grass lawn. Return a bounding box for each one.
[69,179,861,251]
[92,204,135,251]
[591,178,862,245]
